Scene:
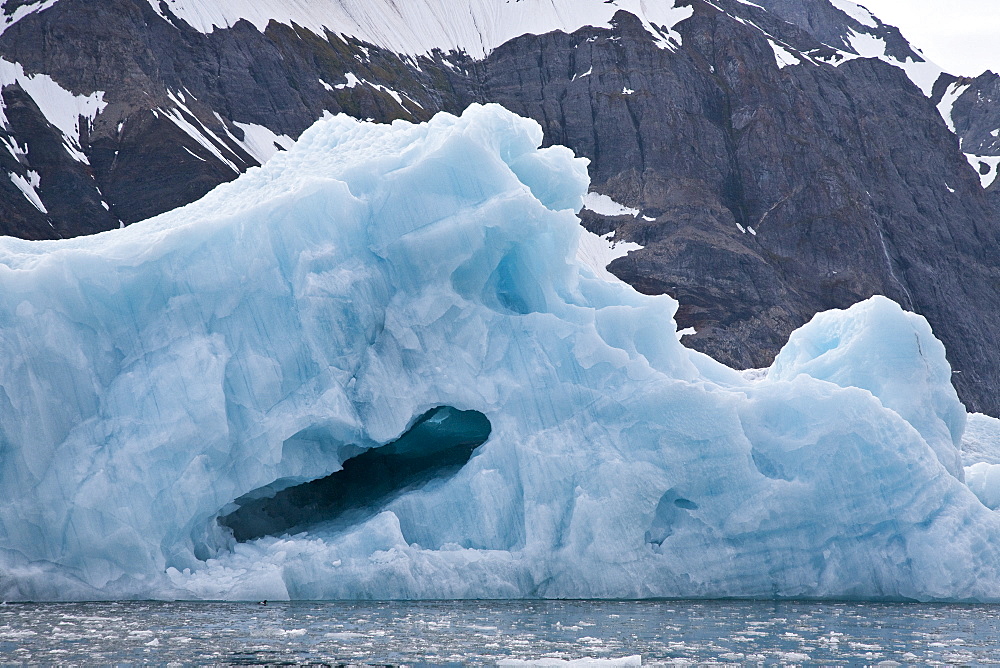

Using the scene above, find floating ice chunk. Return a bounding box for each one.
[498,658,642,667]
[0,104,998,603]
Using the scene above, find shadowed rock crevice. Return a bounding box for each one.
[219,406,491,542]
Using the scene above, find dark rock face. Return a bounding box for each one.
[946,71,1000,157]
[2,0,1000,414]
[0,0,465,231]
[0,82,115,238]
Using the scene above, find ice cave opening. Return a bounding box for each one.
[218,407,492,542]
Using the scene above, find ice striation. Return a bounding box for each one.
[1,104,999,602]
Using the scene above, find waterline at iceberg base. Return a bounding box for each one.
[0,104,996,602]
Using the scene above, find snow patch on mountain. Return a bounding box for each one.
[231,122,294,165]
[0,58,106,164]
[768,39,801,69]
[154,89,298,170]
[583,192,640,217]
[0,0,58,36]
[966,154,1000,188]
[937,81,972,134]
[335,73,361,90]
[155,104,241,173]
[8,170,45,212]
[702,5,819,71]
[838,29,942,95]
[828,0,877,29]
[332,72,422,109]
[145,0,694,59]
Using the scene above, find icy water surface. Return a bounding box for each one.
[2,600,1000,665]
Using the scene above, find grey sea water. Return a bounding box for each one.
[1,599,999,665]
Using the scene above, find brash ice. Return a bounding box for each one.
[0,105,997,601]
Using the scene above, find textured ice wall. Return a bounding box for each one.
[1,104,998,602]
[964,414,1000,510]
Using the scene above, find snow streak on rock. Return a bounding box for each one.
[0,57,106,164]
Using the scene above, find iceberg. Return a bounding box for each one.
[1,104,999,602]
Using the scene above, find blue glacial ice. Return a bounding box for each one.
[963,414,1000,510]
[2,104,1000,602]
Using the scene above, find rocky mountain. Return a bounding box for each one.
[934,70,1000,196]
[2,0,1000,414]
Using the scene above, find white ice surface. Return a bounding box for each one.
[1,105,998,603]
[966,463,1000,510]
[963,413,1000,461]
[499,658,642,667]
[964,413,1000,463]
[575,229,643,282]
[964,413,1000,509]
[144,0,693,58]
